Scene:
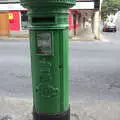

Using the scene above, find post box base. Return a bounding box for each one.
[33,107,70,120]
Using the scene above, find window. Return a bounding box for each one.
[21,11,28,30]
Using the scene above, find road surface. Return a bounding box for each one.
[0,32,120,102]
[0,31,120,120]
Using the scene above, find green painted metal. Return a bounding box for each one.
[20,0,75,114]
[21,0,75,9]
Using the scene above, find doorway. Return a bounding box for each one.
[0,12,9,36]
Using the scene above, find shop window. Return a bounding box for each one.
[21,11,28,30]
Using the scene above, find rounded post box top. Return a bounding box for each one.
[20,0,75,9]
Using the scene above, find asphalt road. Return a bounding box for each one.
[70,31,120,102]
[0,31,120,103]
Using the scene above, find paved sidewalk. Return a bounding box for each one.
[0,36,28,41]
[100,34,110,43]
[0,33,109,43]
[0,97,120,120]
[71,23,95,41]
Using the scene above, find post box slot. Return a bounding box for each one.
[32,17,55,23]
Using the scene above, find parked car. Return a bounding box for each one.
[103,22,117,32]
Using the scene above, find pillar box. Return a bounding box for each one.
[20,0,75,120]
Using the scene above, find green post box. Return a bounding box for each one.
[20,0,75,120]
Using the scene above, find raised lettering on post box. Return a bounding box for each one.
[36,32,52,55]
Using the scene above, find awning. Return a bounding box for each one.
[70,2,94,10]
[0,3,27,11]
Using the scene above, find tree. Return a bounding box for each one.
[101,0,120,20]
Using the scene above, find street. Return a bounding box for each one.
[0,31,120,119]
[0,40,31,98]
[0,32,120,101]
[70,31,120,102]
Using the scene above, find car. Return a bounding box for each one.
[103,22,117,32]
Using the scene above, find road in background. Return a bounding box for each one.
[0,31,120,102]
[0,40,32,98]
[70,31,120,102]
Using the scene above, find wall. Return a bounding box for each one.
[9,11,21,31]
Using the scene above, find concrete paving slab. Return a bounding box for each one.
[0,97,120,120]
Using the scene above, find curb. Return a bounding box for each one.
[0,37,29,40]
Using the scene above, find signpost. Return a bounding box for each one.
[20,0,75,120]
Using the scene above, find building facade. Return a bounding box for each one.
[0,0,26,36]
[69,0,94,37]
[0,0,101,37]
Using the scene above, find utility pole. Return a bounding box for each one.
[20,0,75,120]
[93,0,101,40]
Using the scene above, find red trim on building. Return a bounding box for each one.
[68,9,80,30]
[8,9,81,31]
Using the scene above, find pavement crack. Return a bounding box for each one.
[71,113,80,120]
[108,81,120,89]
[0,115,12,120]
[10,72,30,79]
[88,115,97,120]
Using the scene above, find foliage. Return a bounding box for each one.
[101,0,120,20]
